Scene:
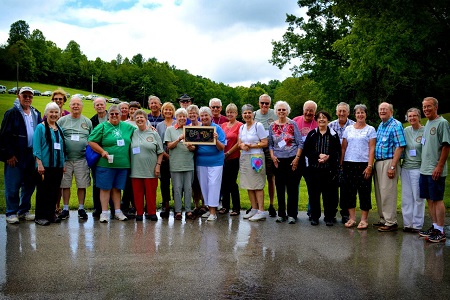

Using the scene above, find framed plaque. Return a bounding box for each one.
[183,126,216,145]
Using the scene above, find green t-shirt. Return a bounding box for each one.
[130,128,164,178]
[420,116,450,176]
[57,115,93,160]
[254,109,278,131]
[88,121,135,168]
[164,126,194,172]
[402,126,424,169]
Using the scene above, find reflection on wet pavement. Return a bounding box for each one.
[0,212,449,299]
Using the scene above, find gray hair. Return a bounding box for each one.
[44,102,60,116]
[199,106,213,117]
[175,108,188,118]
[336,102,350,112]
[225,103,238,113]
[274,101,291,116]
[69,97,83,106]
[134,109,147,120]
[148,95,161,104]
[209,98,222,107]
[259,94,271,102]
[241,104,254,113]
[406,107,421,121]
[118,102,129,109]
[108,105,121,115]
[186,104,199,114]
[303,100,317,111]
[423,97,438,107]
[93,97,107,106]
[353,104,367,114]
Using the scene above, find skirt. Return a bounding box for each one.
[239,154,266,190]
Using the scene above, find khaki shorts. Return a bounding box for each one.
[60,159,91,188]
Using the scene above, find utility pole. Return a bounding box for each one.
[91,75,93,93]
[16,62,19,89]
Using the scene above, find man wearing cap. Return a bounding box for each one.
[210,98,228,125]
[0,87,42,224]
[178,94,197,125]
[148,95,164,127]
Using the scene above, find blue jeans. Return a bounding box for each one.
[4,163,36,216]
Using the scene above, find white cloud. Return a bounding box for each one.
[0,0,304,87]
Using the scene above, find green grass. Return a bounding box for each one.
[1,80,449,213]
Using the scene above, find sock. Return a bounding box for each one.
[115,209,121,214]
[433,223,438,229]
[435,225,444,233]
[102,210,109,214]
[63,205,69,211]
[79,204,84,210]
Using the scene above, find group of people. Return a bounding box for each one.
[0,88,448,242]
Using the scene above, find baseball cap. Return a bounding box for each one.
[19,86,34,94]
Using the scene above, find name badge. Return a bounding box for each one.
[409,149,416,157]
[71,134,80,141]
[54,142,61,150]
[117,139,125,146]
[421,137,425,145]
[132,147,140,154]
[278,140,287,148]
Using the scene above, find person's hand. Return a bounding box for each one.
[155,165,161,177]
[432,165,444,180]
[387,168,395,179]
[318,153,329,164]
[6,156,17,167]
[291,156,299,171]
[178,134,184,142]
[272,155,279,168]
[363,166,372,179]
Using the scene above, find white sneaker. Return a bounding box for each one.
[201,211,210,218]
[99,213,109,223]
[243,209,257,219]
[114,211,128,221]
[207,214,217,221]
[249,211,267,222]
[18,212,35,221]
[6,215,19,224]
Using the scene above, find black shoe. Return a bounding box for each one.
[59,210,70,220]
[159,210,169,219]
[341,216,349,224]
[378,224,398,232]
[268,205,276,217]
[419,225,435,237]
[307,212,312,221]
[325,220,334,226]
[51,216,61,223]
[125,208,136,219]
[146,214,158,221]
[311,219,319,226]
[92,210,100,219]
[372,221,385,227]
[136,215,143,221]
[78,209,88,220]
[35,219,50,226]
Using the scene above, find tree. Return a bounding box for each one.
[7,20,30,46]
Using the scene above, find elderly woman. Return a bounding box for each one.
[33,102,66,225]
[239,104,268,221]
[130,109,164,221]
[165,108,197,220]
[43,89,70,121]
[125,101,142,127]
[219,103,243,215]
[341,104,376,229]
[303,111,341,226]
[196,106,226,221]
[119,102,130,121]
[88,105,135,223]
[156,102,176,218]
[401,108,425,232]
[269,101,303,224]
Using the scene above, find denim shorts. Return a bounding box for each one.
[95,167,128,190]
[419,174,446,201]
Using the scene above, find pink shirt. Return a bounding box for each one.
[292,115,318,140]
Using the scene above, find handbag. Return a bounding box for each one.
[85,144,101,168]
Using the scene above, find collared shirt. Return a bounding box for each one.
[329,118,355,143]
[375,117,406,160]
[148,113,164,127]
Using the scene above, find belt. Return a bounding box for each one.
[376,158,393,162]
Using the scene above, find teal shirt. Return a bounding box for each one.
[57,115,92,161]
[33,123,66,168]
[402,126,424,169]
[88,121,135,168]
[130,128,164,178]
[420,116,450,176]
[164,126,194,172]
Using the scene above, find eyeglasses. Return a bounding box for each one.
[53,97,63,101]
[408,115,419,118]
[260,102,270,106]
[277,109,286,111]
[22,95,33,99]
[211,106,221,109]
[180,100,191,103]
[110,113,120,116]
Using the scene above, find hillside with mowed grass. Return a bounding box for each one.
[1,80,449,213]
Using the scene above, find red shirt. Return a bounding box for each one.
[212,115,228,125]
[221,121,243,160]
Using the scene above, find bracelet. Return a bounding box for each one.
[367,165,373,168]
[156,163,161,165]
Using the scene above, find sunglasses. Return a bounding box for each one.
[110,113,120,116]
[211,106,221,109]
[53,97,64,101]
[260,102,270,106]
[129,101,139,105]
[180,100,191,103]
[277,109,286,111]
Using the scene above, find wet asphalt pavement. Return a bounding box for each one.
[0,211,449,299]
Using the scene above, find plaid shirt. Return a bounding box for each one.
[328,118,355,140]
[375,117,406,160]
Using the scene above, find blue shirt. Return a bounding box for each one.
[196,123,226,167]
[375,117,406,160]
[329,118,355,141]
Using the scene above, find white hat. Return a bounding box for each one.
[19,86,34,94]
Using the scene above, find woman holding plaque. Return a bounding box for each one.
[195,106,226,221]
[165,108,196,220]
[238,104,268,221]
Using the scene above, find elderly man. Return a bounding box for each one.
[148,95,164,127]
[419,97,450,243]
[178,94,193,109]
[0,87,41,224]
[374,102,406,232]
[254,94,278,217]
[57,97,93,220]
[328,102,355,223]
[209,98,228,125]
[90,97,108,218]
[293,100,318,220]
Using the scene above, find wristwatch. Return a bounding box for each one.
[390,166,395,170]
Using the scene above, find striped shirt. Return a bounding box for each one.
[375,117,406,160]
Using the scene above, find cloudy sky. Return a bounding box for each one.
[0,0,304,87]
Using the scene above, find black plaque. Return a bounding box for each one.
[183,126,216,145]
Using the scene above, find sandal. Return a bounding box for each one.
[344,219,357,228]
[357,220,368,230]
[199,207,208,215]
[175,213,182,220]
[185,212,197,220]
[218,208,229,214]
[230,211,240,216]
